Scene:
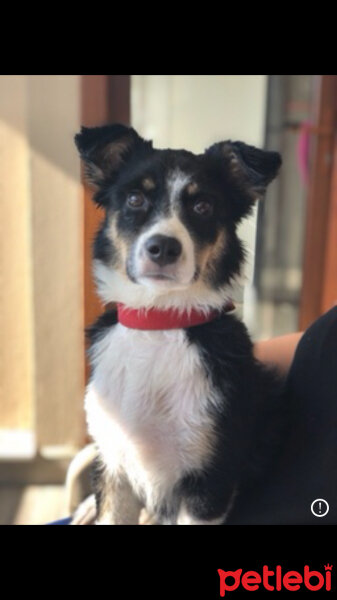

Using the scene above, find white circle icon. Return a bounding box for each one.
[311,498,329,517]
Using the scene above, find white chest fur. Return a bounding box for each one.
[85,323,220,510]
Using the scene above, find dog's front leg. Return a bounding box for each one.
[177,476,238,525]
[93,461,142,525]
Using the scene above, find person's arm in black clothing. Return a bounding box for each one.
[230,305,337,524]
[254,331,304,376]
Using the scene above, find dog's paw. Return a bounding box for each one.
[138,508,157,525]
[70,494,97,525]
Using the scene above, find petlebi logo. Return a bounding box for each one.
[218,564,333,594]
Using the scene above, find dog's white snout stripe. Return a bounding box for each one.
[166,169,191,210]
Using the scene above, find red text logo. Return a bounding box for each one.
[218,564,333,594]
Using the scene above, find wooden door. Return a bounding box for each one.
[81,75,130,385]
[299,75,337,330]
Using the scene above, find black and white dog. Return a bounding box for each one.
[74,124,285,525]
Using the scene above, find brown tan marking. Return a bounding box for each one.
[197,229,227,281]
[142,177,156,191]
[107,214,129,270]
[101,136,136,173]
[186,181,199,195]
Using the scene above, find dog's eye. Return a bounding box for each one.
[193,199,213,217]
[126,191,148,209]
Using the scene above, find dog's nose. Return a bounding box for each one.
[145,234,182,266]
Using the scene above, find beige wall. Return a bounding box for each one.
[0,76,33,433]
[132,75,267,150]
[0,75,84,457]
[131,75,267,311]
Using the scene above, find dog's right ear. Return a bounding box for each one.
[205,140,282,223]
[74,124,152,188]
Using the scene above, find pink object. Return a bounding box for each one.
[297,121,311,186]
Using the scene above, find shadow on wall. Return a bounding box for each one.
[0,75,80,181]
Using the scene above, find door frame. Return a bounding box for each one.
[81,75,130,384]
[299,75,337,330]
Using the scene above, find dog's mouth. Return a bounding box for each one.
[135,266,201,290]
[142,272,177,281]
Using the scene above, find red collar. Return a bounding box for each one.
[116,301,234,330]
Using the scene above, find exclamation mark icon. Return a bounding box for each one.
[311,498,329,517]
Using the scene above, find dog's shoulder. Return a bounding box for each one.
[185,311,253,366]
[185,310,284,404]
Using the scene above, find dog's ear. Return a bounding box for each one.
[205,140,282,222]
[74,123,152,188]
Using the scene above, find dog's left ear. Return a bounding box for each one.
[205,140,282,221]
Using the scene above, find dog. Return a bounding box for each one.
[73,123,285,525]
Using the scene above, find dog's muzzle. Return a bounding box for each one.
[128,225,196,287]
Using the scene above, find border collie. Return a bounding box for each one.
[74,124,284,525]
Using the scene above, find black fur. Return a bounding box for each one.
[85,307,118,347]
[185,313,287,488]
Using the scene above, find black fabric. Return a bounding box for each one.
[228,306,337,525]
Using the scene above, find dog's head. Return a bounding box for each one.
[75,124,281,311]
